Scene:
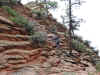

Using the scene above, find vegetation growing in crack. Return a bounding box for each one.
[49,25,57,34]
[3,6,47,45]
[0,0,21,6]
[2,6,19,16]
[31,32,47,47]
[32,8,48,18]
[10,0,21,4]
[71,39,87,52]
[29,0,57,19]
[96,61,100,72]
[88,72,94,75]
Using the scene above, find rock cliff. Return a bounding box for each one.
[0,3,99,75]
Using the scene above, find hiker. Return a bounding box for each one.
[47,33,60,48]
[52,34,60,48]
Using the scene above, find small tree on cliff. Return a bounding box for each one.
[9,0,21,5]
[61,0,84,54]
[34,0,57,15]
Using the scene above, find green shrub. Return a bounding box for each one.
[49,25,57,33]
[3,6,48,46]
[32,8,47,18]
[84,40,91,47]
[32,9,41,14]
[31,32,47,46]
[88,72,94,75]
[26,21,37,35]
[10,16,28,26]
[32,9,42,17]
[3,6,36,35]
[47,1,57,9]
[96,62,100,72]
[3,6,18,16]
[71,39,87,52]
[32,6,50,18]
[11,0,18,4]
[3,6,30,30]
[73,35,83,42]
[10,17,36,35]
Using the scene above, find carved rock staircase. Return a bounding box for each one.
[0,21,42,71]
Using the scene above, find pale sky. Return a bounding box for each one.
[74,0,100,51]
[22,0,100,55]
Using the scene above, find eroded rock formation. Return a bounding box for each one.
[0,3,99,75]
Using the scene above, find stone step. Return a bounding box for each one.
[0,16,14,26]
[0,44,34,50]
[0,63,30,70]
[0,48,42,57]
[0,28,21,35]
[0,40,31,46]
[0,24,11,30]
[4,55,25,60]
[7,60,27,65]
[4,49,31,55]
[0,25,27,32]
[0,33,30,41]
[9,63,31,70]
[3,49,41,55]
[0,27,28,35]
[0,33,30,38]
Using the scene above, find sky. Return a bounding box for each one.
[22,0,100,55]
[74,0,100,51]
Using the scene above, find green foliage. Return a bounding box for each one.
[32,9,40,14]
[84,40,91,47]
[93,50,99,56]
[3,6,28,25]
[88,72,94,75]
[73,35,83,42]
[10,17,36,35]
[2,6,19,16]
[10,16,28,26]
[31,32,47,46]
[2,3,48,46]
[32,8,48,18]
[35,0,57,9]
[26,21,37,35]
[32,9,42,16]
[47,1,57,9]
[72,39,87,52]
[3,6,35,35]
[11,0,18,4]
[31,1,57,18]
[96,62,100,72]
[49,25,57,33]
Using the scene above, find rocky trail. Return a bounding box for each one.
[0,2,99,75]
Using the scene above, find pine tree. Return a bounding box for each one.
[34,0,57,15]
[61,0,84,54]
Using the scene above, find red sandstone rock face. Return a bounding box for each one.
[0,57,98,75]
[0,22,43,71]
[0,4,98,75]
[0,22,97,74]
[0,19,98,75]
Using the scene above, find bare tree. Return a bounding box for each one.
[61,0,84,54]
